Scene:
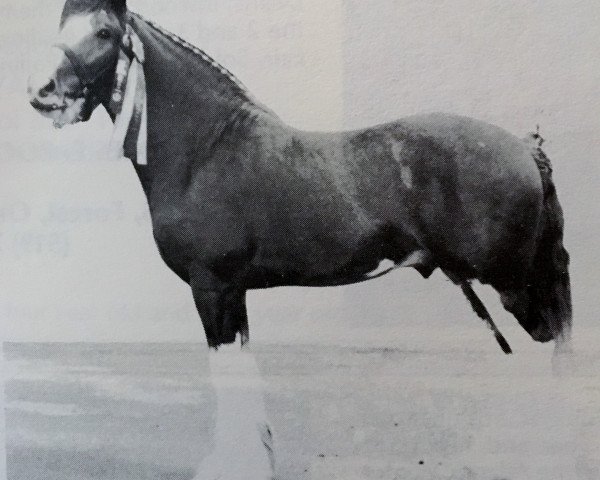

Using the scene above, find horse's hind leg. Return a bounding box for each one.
[500,285,574,375]
[499,281,572,351]
[444,269,513,354]
[190,280,275,480]
[459,280,512,354]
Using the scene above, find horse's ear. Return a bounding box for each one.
[109,0,127,14]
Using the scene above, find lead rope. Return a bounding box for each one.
[109,24,147,166]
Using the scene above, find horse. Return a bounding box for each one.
[27,1,572,478]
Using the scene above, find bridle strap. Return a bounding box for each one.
[52,43,95,87]
[52,42,122,89]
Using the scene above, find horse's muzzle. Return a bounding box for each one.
[27,74,69,119]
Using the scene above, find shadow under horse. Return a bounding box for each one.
[27,0,572,478]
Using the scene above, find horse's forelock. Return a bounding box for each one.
[60,0,126,27]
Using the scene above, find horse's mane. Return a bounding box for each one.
[61,3,269,114]
[130,12,254,105]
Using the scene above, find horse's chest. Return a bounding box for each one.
[150,206,197,269]
[152,211,190,246]
[150,199,249,276]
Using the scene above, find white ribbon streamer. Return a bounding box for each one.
[108,26,147,166]
[109,56,138,161]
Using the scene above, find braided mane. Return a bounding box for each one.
[132,12,250,98]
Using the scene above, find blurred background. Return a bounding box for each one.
[1,0,599,352]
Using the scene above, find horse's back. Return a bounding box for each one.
[349,112,544,285]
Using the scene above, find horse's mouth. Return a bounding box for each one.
[30,99,67,113]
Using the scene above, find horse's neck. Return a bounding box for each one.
[124,16,257,197]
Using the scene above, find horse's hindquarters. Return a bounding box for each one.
[382,115,545,285]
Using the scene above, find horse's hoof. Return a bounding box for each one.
[552,339,575,377]
[193,422,275,480]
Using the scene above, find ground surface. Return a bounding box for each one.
[3,342,599,480]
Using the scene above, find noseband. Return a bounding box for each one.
[52,42,116,89]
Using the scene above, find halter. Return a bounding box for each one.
[51,42,115,122]
[52,24,147,165]
[51,24,139,120]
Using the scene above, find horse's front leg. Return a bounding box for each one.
[191,282,275,480]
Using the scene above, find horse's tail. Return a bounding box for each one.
[499,139,572,347]
[525,143,572,345]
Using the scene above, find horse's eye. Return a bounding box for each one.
[97,29,111,40]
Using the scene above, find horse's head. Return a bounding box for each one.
[27,0,128,127]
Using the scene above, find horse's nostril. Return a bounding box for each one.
[39,79,56,97]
